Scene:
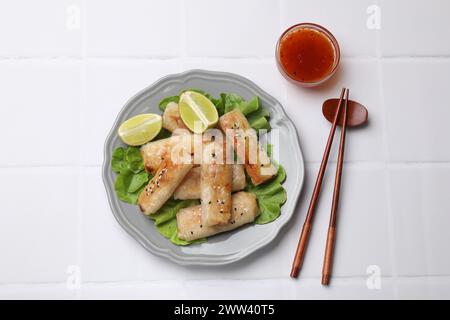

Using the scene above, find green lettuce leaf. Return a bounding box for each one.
[246,166,287,224]
[247,106,271,131]
[159,95,179,111]
[222,93,259,115]
[112,146,150,204]
[114,169,149,204]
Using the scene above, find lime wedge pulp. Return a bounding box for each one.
[118,113,162,146]
[179,91,218,133]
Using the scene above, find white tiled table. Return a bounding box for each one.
[1,0,449,300]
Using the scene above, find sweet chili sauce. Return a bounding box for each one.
[279,27,336,83]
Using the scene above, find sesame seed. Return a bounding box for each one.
[200,225,203,228]
[190,231,193,235]
[234,208,237,211]
[211,136,215,141]
[208,201,211,204]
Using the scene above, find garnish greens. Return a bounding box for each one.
[112,89,286,245]
[112,147,150,204]
[247,166,287,224]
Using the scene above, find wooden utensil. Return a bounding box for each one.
[320,92,368,285]
[290,89,369,281]
[322,98,368,128]
[321,89,349,285]
[290,88,346,278]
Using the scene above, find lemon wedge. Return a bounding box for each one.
[118,113,162,146]
[179,91,219,133]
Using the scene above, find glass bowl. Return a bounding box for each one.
[275,23,340,87]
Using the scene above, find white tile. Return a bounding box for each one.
[397,277,431,299]
[81,60,179,165]
[428,277,450,299]
[0,168,78,283]
[285,58,383,163]
[391,167,450,275]
[185,0,280,57]
[0,61,81,166]
[184,279,295,299]
[79,281,186,299]
[281,0,378,57]
[181,58,286,103]
[382,60,450,162]
[389,168,428,276]
[397,276,450,300]
[0,0,82,56]
[80,168,146,282]
[293,277,395,299]
[389,167,450,276]
[0,284,77,300]
[284,164,392,278]
[86,0,182,57]
[380,0,450,56]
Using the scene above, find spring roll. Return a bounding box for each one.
[138,158,193,215]
[162,102,188,133]
[173,165,246,200]
[177,191,259,241]
[219,109,277,185]
[200,142,232,226]
[140,134,193,174]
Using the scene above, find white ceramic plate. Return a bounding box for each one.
[102,69,305,265]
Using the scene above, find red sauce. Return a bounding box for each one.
[279,28,336,83]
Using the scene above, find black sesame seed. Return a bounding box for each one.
[208,201,211,204]
[190,231,193,235]
[200,225,203,228]
[211,136,215,141]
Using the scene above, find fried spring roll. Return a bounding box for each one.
[162,102,188,133]
[173,165,246,200]
[200,142,232,226]
[138,158,193,215]
[219,109,277,185]
[177,192,259,241]
[140,134,193,174]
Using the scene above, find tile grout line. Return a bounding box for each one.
[2,274,450,288]
[375,0,399,299]
[1,55,450,62]
[74,0,88,300]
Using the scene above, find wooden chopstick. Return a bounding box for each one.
[321,89,349,285]
[290,88,346,278]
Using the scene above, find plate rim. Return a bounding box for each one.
[102,69,305,266]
